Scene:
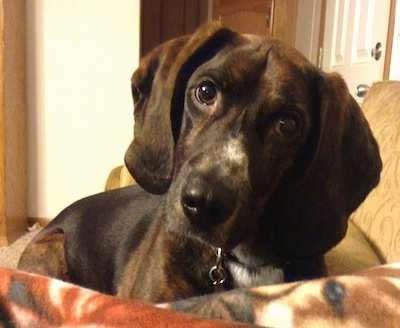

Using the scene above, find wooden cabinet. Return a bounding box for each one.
[140,0,299,58]
[213,0,299,46]
[0,0,27,246]
[212,0,274,36]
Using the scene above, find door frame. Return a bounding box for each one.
[383,0,397,79]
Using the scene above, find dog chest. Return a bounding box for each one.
[227,262,284,288]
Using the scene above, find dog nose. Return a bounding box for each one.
[181,176,236,225]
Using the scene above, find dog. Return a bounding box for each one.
[18,22,382,303]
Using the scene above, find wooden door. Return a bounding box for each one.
[140,0,209,57]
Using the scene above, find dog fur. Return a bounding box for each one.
[18,22,382,303]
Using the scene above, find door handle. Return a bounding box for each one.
[356,84,370,97]
[371,42,382,61]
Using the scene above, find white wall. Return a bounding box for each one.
[390,0,400,79]
[26,0,140,219]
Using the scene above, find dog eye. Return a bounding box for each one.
[195,81,217,106]
[275,113,301,138]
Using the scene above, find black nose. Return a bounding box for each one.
[181,176,236,226]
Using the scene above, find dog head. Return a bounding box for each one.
[125,22,382,265]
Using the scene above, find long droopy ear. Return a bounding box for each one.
[124,22,235,194]
[310,73,382,212]
[277,72,382,260]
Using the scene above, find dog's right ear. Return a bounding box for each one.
[124,22,237,194]
[124,36,188,194]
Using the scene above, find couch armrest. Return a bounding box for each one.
[105,165,136,190]
[350,81,400,263]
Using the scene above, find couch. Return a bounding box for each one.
[106,80,400,277]
[326,80,400,274]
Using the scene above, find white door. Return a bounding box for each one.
[321,0,391,101]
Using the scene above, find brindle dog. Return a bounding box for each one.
[18,22,382,303]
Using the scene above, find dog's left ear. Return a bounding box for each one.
[312,72,382,212]
[278,72,382,259]
[124,22,236,194]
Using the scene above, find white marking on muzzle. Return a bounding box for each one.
[222,139,246,164]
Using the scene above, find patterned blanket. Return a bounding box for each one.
[1,264,400,327]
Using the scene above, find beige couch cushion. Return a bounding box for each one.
[325,220,381,275]
[351,81,400,263]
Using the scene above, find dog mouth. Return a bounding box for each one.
[167,183,284,271]
[166,167,260,249]
[166,189,256,252]
[166,180,287,274]
[165,209,241,250]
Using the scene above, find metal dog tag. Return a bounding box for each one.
[209,247,227,285]
[209,265,227,285]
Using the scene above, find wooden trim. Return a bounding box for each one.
[0,0,7,244]
[212,0,219,20]
[0,0,27,246]
[273,0,299,46]
[317,0,327,68]
[1,215,27,245]
[383,0,396,79]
